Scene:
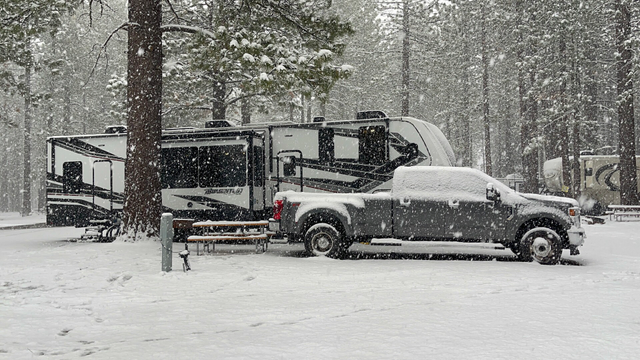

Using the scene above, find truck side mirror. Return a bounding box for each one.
[486,183,500,202]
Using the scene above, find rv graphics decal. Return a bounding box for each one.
[204,188,244,195]
[594,163,620,192]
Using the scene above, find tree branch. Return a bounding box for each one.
[161,24,217,39]
[87,22,130,83]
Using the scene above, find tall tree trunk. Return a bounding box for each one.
[572,112,581,198]
[123,0,163,238]
[241,97,251,125]
[584,51,599,148]
[571,58,582,198]
[401,0,410,116]
[211,78,226,120]
[516,0,537,193]
[615,0,639,205]
[22,63,32,216]
[481,2,492,176]
[461,18,472,167]
[559,39,573,197]
[0,131,7,211]
[289,102,294,122]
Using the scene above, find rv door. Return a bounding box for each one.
[92,160,113,217]
[250,137,266,217]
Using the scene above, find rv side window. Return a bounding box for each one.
[319,128,335,164]
[199,145,247,188]
[282,156,296,177]
[161,147,198,189]
[63,162,83,194]
[252,146,264,186]
[359,125,387,165]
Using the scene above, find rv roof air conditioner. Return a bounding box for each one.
[356,110,388,120]
[105,125,127,134]
[205,120,236,128]
[313,117,325,123]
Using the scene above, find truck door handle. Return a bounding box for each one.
[400,197,411,206]
[448,200,459,209]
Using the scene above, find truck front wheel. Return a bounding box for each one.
[519,227,563,265]
[304,223,348,258]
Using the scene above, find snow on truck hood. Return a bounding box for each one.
[519,193,579,207]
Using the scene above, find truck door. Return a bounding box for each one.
[393,195,448,239]
[443,199,509,241]
[441,177,511,241]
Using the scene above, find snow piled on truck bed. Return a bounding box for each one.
[2,217,640,359]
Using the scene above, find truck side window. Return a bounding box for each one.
[62,161,83,194]
[161,147,198,189]
[359,125,386,165]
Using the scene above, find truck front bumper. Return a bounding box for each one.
[568,226,586,247]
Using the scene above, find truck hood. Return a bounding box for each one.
[519,193,579,211]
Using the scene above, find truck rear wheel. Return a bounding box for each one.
[304,223,348,258]
[519,227,563,265]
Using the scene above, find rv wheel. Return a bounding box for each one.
[304,223,347,258]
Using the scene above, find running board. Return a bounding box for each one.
[368,239,506,250]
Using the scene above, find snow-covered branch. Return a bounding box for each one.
[161,24,217,40]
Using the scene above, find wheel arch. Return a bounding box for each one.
[297,210,350,240]
[514,216,569,248]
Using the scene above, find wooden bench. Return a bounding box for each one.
[608,205,640,222]
[187,220,272,255]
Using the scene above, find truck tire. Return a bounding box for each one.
[304,223,348,258]
[519,227,563,265]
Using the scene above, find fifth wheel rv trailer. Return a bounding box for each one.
[46,114,456,227]
[543,155,640,214]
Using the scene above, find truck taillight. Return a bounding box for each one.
[273,200,284,220]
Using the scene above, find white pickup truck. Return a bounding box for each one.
[269,166,585,265]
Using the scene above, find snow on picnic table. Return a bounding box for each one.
[1,217,639,359]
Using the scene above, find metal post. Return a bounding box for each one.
[161,213,173,272]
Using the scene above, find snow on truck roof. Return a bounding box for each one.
[392,166,517,202]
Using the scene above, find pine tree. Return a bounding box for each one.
[122,0,163,238]
[0,0,76,216]
[615,0,639,205]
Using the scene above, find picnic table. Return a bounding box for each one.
[607,205,640,222]
[186,220,273,255]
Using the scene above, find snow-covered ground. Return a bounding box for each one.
[0,212,46,229]
[1,216,639,359]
